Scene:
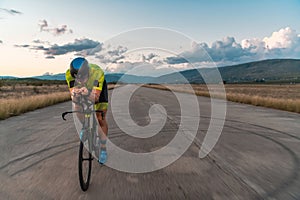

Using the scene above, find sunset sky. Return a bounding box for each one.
[1,0,300,77]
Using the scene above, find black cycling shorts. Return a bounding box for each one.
[99,79,108,103]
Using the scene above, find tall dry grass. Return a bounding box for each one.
[144,84,300,113]
[226,93,300,113]
[0,84,116,120]
[0,92,71,120]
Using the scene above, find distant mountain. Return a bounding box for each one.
[0,76,17,79]
[2,59,300,84]
[33,73,66,80]
[107,73,154,83]
[218,59,300,83]
[154,59,300,84]
[30,72,155,83]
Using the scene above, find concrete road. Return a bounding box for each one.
[0,86,299,199]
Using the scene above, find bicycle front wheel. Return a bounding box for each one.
[78,141,92,191]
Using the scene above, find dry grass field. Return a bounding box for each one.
[144,84,300,113]
[0,84,70,120]
[1,82,299,120]
[0,83,116,120]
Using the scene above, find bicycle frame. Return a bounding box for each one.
[61,94,104,191]
[62,95,103,153]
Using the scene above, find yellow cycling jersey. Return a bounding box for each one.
[65,63,105,91]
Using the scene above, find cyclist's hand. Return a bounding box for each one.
[72,88,81,96]
[80,87,89,96]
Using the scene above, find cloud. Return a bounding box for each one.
[14,44,30,48]
[166,37,254,64]
[43,72,53,75]
[38,19,48,31]
[38,19,73,36]
[165,27,300,66]
[15,38,101,58]
[165,57,188,64]
[52,25,73,35]
[95,45,127,64]
[44,38,101,56]
[106,62,140,73]
[105,61,161,76]
[107,46,127,57]
[13,26,300,76]
[32,39,50,45]
[0,8,22,15]
[105,60,189,77]
[102,50,185,76]
[80,44,103,56]
[94,46,161,67]
[141,53,159,62]
[33,39,43,44]
[263,27,299,49]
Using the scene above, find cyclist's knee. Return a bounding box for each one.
[96,111,107,125]
[98,118,108,129]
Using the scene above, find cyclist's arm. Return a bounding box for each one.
[66,70,82,102]
[70,87,100,103]
[87,89,101,103]
[87,71,104,103]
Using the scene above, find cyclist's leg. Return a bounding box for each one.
[96,107,108,143]
[95,79,109,164]
[96,79,109,144]
[95,105,108,164]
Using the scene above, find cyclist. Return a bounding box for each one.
[65,57,108,164]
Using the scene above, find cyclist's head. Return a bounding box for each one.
[70,57,89,82]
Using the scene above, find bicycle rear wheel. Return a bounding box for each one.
[78,141,92,191]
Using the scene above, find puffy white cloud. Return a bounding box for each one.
[241,38,265,52]
[13,26,300,76]
[263,27,299,49]
[241,27,300,59]
[101,27,300,76]
[166,27,300,66]
[166,36,254,64]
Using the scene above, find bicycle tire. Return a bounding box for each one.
[78,141,92,191]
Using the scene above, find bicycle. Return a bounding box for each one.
[61,94,104,191]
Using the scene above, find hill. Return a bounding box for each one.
[0,76,18,79]
[218,59,300,83]
[33,73,65,81]
[1,59,299,84]
[155,59,300,84]
[31,73,154,83]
